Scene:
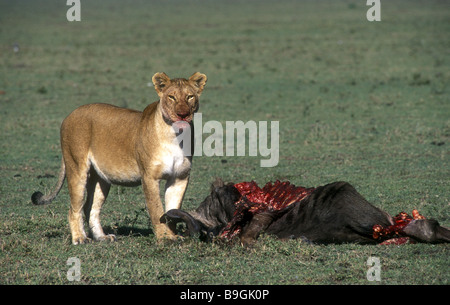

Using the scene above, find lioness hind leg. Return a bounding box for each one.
[66,165,90,245]
[85,169,115,242]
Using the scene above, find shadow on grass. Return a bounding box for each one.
[107,226,154,238]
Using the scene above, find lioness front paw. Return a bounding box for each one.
[72,236,92,245]
[154,223,178,240]
[95,234,117,243]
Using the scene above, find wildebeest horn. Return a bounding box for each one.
[161,209,201,236]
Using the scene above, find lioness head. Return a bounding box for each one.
[152,72,207,124]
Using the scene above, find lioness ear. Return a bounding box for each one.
[152,72,171,96]
[189,72,207,95]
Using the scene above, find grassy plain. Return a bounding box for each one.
[0,0,449,284]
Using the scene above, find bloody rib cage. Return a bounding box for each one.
[219,180,315,239]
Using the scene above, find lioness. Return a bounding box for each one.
[32,72,207,244]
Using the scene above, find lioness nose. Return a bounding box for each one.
[177,111,189,118]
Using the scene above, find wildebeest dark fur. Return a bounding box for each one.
[161,179,450,246]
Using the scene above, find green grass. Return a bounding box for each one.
[1,0,449,285]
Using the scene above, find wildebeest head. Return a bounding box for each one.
[161,178,240,241]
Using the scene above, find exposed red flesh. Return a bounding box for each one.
[373,209,425,244]
[220,180,315,240]
[379,237,411,245]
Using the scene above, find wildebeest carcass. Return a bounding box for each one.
[161,179,450,246]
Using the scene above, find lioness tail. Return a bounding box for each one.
[31,159,66,205]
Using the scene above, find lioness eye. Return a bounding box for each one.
[168,95,176,101]
[187,95,194,101]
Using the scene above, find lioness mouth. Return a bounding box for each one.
[176,116,191,122]
[173,120,191,129]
